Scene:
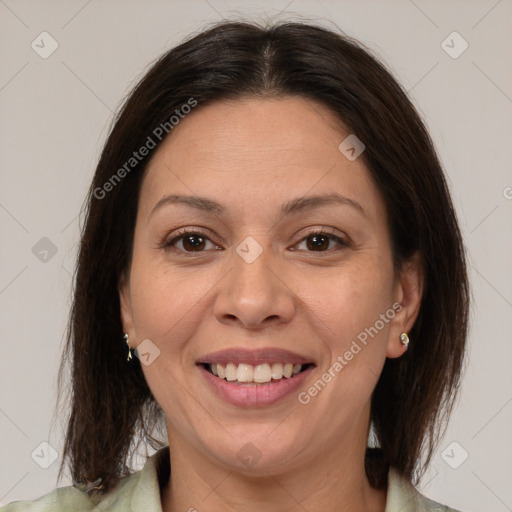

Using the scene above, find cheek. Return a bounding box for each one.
[283,265,395,441]
[128,261,208,416]
[128,257,204,348]
[304,262,395,347]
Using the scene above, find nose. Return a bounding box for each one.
[213,245,296,331]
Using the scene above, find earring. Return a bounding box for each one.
[400,332,410,349]
[124,333,133,361]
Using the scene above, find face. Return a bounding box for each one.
[120,96,421,475]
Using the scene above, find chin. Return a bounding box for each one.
[199,427,307,475]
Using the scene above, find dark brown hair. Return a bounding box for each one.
[58,20,469,495]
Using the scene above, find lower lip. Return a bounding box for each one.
[198,365,314,408]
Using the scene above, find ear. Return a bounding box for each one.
[119,272,136,344]
[386,252,424,358]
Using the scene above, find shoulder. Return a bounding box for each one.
[0,448,168,512]
[0,474,139,512]
[0,485,97,512]
[386,467,463,512]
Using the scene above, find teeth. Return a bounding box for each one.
[236,364,253,382]
[271,363,283,380]
[253,363,271,383]
[208,362,305,383]
[225,363,237,382]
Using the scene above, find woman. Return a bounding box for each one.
[1,21,468,511]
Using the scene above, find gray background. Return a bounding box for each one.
[1,1,511,510]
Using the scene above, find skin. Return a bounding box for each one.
[120,96,423,512]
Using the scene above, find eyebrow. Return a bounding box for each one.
[281,193,366,217]
[150,194,223,217]
[149,192,366,219]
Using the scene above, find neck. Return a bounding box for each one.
[161,423,386,512]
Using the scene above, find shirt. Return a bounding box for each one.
[1,447,461,511]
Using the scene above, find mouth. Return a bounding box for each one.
[196,347,316,407]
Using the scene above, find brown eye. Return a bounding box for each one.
[182,234,206,251]
[306,234,331,251]
[165,231,219,253]
[294,231,347,252]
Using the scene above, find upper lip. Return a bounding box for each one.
[197,347,315,366]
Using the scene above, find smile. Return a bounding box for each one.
[196,347,316,407]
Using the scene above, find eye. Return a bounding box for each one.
[165,230,221,253]
[293,230,347,252]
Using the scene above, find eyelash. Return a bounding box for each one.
[163,228,348,255]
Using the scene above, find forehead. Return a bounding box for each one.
[139,96,384,222]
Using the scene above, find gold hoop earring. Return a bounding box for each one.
[400,332,409,349]
[124,333,133,361]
